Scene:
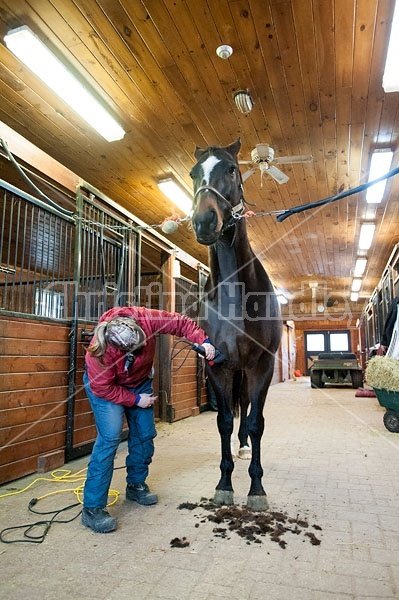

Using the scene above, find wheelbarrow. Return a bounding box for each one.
[373,388,399,432]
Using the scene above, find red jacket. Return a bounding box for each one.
[85,306,208,407]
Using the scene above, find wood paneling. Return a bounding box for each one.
[0,316,94,484]
[170,346,205,421]
[0,0,397,311]
[0,316,70,483]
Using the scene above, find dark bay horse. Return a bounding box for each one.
[190,139,282,510]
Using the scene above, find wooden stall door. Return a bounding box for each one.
[0,316,70,484]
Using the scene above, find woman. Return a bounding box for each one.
[82,305,215,533]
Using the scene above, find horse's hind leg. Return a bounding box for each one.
[237,384,251,460]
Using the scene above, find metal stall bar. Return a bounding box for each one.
[65,193,83,461]
[0,179,75,316]
[65,188,132,459]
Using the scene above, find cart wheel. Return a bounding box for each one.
[310,372,324,388]
[383,410,399,433]
[351,371,363,389]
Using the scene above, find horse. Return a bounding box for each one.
[190,138,282,510]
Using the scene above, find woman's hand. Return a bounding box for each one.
[202,342,216,361]
[136,393,157,408]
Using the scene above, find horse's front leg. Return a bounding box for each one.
[214,407,235,505]
[247,404,268,510]
[246,366,274,511]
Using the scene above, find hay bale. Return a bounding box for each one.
[365,356,399,391]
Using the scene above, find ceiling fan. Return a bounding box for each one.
[239,143,313,185]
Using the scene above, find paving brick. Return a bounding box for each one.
[2,378,399,599]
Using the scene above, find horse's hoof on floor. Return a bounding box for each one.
[238,445,251,460]
[246,494,269,511]
[214,490,234,505]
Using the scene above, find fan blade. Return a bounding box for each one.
[266,166,289,184]
[238,160,254,165]
[241,167,258,182]
[274,154,313,164]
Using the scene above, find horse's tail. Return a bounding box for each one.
[232,370,243,418]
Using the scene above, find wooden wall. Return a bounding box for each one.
[73,324,97,450]
[0,316,100,484]
[0,315,70,484]
[294,316,361,376]
[170,345,207,421]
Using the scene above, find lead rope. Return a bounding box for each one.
[238,165,399,223]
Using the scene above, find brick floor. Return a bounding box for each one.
[1,377,399,599]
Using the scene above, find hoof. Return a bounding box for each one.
[238,445,251,460]
[214,489,234,505]
[246,494,269,511]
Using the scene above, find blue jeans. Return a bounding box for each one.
[83,372,157,509]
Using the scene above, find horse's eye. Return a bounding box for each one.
[228,165,236,175]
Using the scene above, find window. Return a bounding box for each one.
[35,287,64,319]
[306,333,325,352]
[305,330,351,374]
[329,333,349,351]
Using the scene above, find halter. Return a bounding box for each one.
[193,185,246,232]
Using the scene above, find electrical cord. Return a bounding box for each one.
[0,467,120,544]
[170,339,201,372]
[0,136,74,217]
[0,499,82,544]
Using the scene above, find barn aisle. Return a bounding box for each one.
[1,377,399,599]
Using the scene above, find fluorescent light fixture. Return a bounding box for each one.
[358,222,376,250]
[4,26,125,142]
[157,177,193,215]
[354,258,367,277]
[366,149,393,203]
[350,292,359,302]
[383,0,399,92]
[351,279,362,293]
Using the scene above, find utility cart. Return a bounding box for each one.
[310,352,363,389]
[373,388,399,433]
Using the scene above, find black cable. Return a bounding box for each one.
[170,339,198,372]
[276,166,399,222]
[0,137,74,217]
[0,498,82,544]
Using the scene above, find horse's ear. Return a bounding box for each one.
[226,138,241,160]
[194,146,206,160]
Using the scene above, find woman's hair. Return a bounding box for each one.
[87,317,146,359]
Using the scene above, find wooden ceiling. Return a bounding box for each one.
[0,0,398,311]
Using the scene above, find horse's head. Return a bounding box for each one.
[190,138,245,245]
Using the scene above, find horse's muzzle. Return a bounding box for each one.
[195,234,218,246]
[192,209,220,245]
